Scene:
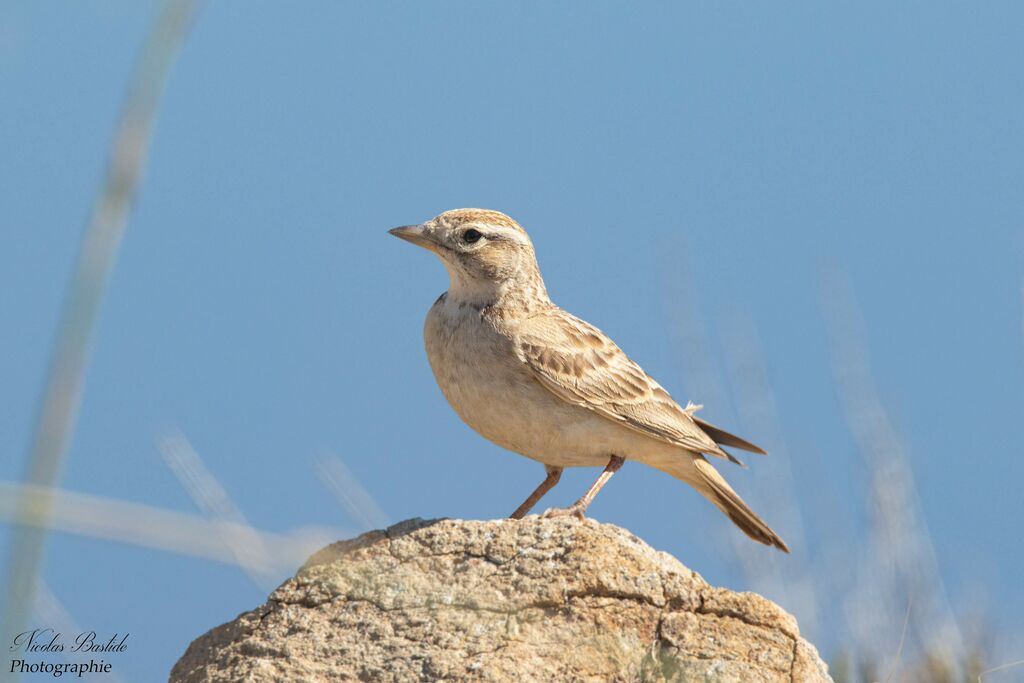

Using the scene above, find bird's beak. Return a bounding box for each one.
[388,224,435,250]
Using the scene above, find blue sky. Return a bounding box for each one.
[2,2,1023,679]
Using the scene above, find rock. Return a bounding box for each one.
[170,517,832,683]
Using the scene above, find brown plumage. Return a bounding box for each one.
[517,308,752,467]
[391,208,789,552]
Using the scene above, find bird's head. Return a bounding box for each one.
[389,208,548,306]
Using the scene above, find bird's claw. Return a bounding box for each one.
[541,504,587,521]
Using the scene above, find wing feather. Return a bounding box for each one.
[516,308,759,465]
[691,416,767,455]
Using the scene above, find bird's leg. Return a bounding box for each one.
[543,455,625,520]
[508,465,563,519]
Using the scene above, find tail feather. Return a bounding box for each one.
[692,458,789,552]
[644,452,789,552]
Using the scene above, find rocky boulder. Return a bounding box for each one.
[170,517,831,682]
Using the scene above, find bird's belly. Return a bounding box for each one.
[424,303,645,468]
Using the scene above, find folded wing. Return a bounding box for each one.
[516,308,764,465]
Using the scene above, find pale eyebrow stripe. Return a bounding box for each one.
[483,225,529,244]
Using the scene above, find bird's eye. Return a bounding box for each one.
[462,229,483,244]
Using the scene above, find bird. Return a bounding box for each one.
[389,208,789,552]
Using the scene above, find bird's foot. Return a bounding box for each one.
[541,504,587,521]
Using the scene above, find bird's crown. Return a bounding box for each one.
[434,208,524,233]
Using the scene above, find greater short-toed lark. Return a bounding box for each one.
[390,209,788,552]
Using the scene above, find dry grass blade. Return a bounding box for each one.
[881,598,912,683]
[0,481,335,572]
[0,0,204,654]
[718,309,821,634]
[819,267,964,677]
[313,451,389,531]
[978,659,1024,682]
[157,430,276,589]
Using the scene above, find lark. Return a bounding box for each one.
[389,209,788,551]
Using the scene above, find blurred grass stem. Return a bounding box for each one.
[0,0,202,662]
[0,481,330,572]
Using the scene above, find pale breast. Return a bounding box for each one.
[422,295,655,467]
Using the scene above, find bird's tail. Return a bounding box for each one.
[653,455,789,552]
